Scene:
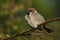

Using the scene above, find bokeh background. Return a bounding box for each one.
[0,0,60,40]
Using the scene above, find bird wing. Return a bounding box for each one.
[35,13,45,23]
[29,13,45,25]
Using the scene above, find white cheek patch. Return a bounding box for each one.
[34,11,37,13]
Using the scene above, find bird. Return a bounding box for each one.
[25,8,53,33]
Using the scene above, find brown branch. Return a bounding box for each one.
[41,17,60,25]
[2,28,32,40]
[2,17,60,40]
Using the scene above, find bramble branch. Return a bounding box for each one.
[2,17,60,40]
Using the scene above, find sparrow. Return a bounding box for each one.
[25,8,53,33]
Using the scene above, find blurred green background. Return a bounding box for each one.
[0,0,60,40]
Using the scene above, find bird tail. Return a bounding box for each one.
[43,25,54,33]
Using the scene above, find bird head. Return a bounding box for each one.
[26,8,37,15]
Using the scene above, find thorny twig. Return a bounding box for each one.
[2,17,60,40]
